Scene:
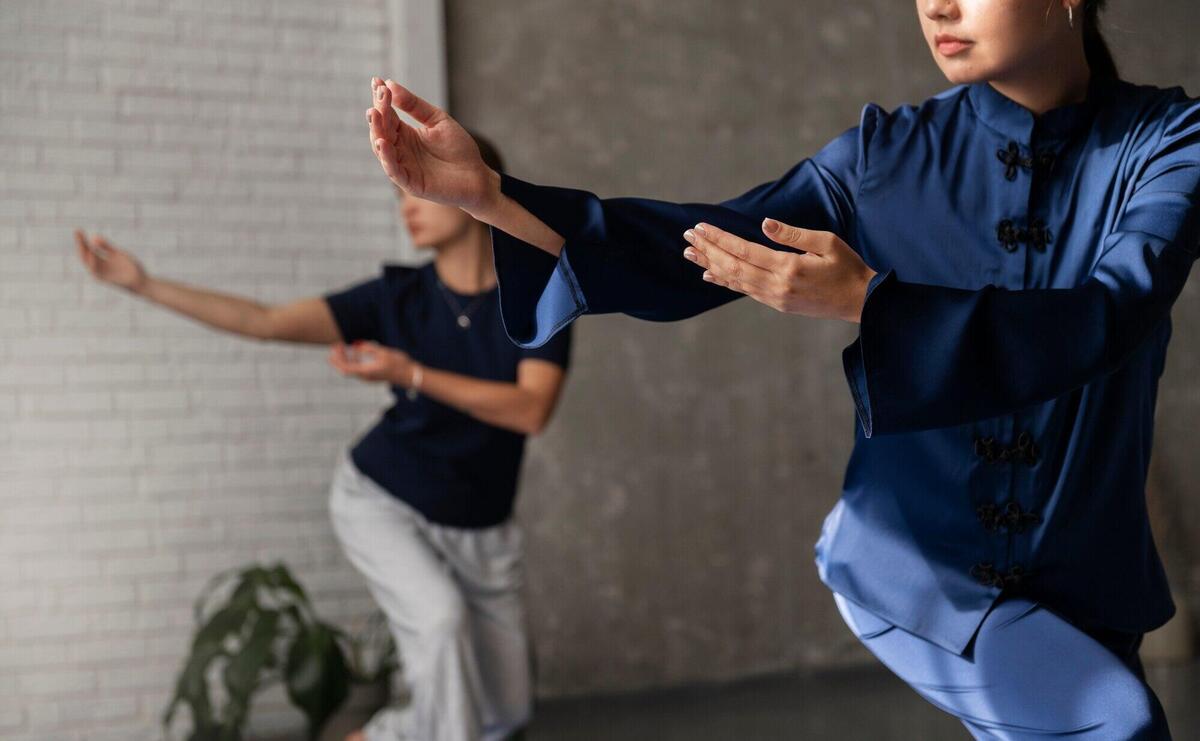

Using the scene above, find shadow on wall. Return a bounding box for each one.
[1144,452,1198,663]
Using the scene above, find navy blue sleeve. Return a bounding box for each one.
[844,99,1200,437]
[491,105,880,348]
[323,276,386,343]
[518,321,572,370]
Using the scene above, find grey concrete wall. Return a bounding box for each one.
[445,0,1200,696]
[1131,1,1200,655]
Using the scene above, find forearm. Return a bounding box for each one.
[488,173,771,348]
[469,169,566,257]
[416,365,548,435]
[137,276,273,340]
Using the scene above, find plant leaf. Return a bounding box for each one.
[269,562,310,604]
[285,622,351,741]
[193,565,243,623]
[167,568,262,738]
[224,609,280,702]
[163,640,226,732]
[191,598,252,654]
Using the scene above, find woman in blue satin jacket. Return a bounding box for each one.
[364,1,1197,737]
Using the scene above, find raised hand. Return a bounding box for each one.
[74,230,148,293]
[367,78,500,217]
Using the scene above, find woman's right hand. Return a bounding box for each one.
[74,230,148,293]
[367,78,500,219]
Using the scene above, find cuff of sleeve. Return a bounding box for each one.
[491,228,590,348]
[841,268,896,439]
[498,172,600,241]
[490,173,606,349]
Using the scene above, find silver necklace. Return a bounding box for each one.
[434,276,489,330]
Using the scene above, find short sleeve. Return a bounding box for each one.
[518,321,573,370]
[323,276,386,344]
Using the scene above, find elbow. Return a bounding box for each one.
[248,307,278,342]
[522,407,554,436]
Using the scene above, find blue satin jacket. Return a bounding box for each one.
[488,76,1200,654]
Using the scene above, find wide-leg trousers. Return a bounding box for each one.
[328,453,532,741]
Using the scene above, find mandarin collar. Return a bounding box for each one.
[967,74,1111,144]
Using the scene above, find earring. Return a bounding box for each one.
[1068,6,1074,29]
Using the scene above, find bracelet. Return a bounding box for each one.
[406,362,424,401]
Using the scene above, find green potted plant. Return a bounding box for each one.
[163,562,398,741]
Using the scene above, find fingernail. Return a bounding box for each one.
[694,223,707,235]
[683,230,695,243]
[763,218,779,233]
[366,109,373,122]
[702,272,714,282]
[683,247,696,261]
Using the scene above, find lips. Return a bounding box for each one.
[935,34,972,56]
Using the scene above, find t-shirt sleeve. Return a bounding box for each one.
[323,276,387,343]
[518,320,573,370]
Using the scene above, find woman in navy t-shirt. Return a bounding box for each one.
[76,134,571,741]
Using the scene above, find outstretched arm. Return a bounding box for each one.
[365,78,874,347]
[74,230,341,345]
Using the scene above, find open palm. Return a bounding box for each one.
[367,78,496,214]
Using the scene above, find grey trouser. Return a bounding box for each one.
[328,453,532,741]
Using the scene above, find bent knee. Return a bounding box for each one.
[412,593,468,639]
[1085,678,1168,740]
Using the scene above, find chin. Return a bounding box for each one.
[938,63,989,86]
[405,229,433,249]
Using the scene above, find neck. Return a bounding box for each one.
[989,36,1092,116]
[432,221,496,294]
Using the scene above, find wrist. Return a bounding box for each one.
[465,168,503,224]
[129,273,152,297]
[849,268,877,324]
[404,361,424,390]
[403,361,424,401]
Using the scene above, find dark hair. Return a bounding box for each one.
[1082,0,1119,80]
[466,129,505,174]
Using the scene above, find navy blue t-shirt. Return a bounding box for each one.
[324,262,572,528]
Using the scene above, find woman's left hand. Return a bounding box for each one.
[328,341,415,386]
[682,218,877,323]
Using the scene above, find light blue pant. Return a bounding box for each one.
[834,591,1172,739]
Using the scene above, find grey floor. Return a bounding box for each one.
[527,661,1200,740]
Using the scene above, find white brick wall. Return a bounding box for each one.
[0,1,427,737]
